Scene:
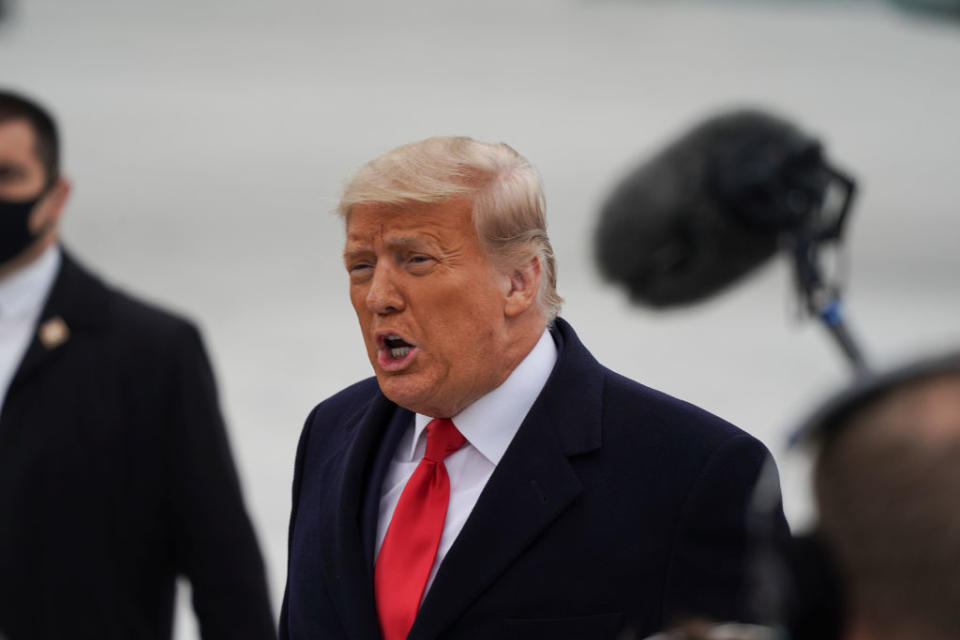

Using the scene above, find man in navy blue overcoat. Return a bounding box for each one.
[281,136,789,640]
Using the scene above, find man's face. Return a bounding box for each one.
[0,118,46,201]
[0,117,66,274]
[344,198,515,418]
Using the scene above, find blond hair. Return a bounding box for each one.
[339,136,562,321]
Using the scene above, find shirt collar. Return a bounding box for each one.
[0,245,61,322]
[409,329,558,465]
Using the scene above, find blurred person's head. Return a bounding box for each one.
[812,362,960,640]
[0,90,70,278]
[339,136,560,418]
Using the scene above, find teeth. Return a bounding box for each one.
[390,347,410,359]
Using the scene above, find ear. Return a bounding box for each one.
[46,177,71,221]
[503,256,542,319]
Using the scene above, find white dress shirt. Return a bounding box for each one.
[0,245,60,413]
[375,328,558,599]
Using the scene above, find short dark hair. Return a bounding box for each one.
[0,89,60,189]
[814,369,960,638]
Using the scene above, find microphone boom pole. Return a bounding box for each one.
[792,237,869,376]
[787,167,869,376]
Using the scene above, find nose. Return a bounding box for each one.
[366,263,405,315]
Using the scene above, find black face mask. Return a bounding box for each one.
[0,194,43,265]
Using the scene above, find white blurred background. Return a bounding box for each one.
[2,0,959,636]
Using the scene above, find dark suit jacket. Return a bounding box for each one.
[281,319,789,639]
[0,250,275,640]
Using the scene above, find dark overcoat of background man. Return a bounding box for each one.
[0,90,275,639]
[281,136,790,640]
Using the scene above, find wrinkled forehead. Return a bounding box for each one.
[345,195,475,221]
[345,198,476,238]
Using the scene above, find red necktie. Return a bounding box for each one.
[375,418,467,640]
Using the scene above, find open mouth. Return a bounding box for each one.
[383,335,413,360]
[376,333,418,370]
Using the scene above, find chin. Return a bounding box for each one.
[375,373,429,413]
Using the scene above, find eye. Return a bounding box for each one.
[405,254,435,273]
[347,262,374,280]
[0,164,24,184]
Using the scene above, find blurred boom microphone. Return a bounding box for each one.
[595,108,867,373]
[595,109,848,306]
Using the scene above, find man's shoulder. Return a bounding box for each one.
[595,366,773,482]
[603,368,746,442]
[553,318,752,451]
[90,284,214,377]
[60,251,202,346]
[107,286,199,340]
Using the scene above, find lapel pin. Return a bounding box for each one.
[39,316,70,350]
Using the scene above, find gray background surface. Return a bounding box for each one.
[3,1,959,635]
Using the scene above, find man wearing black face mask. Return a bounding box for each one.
[0,90,276,640]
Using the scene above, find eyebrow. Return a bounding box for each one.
[342,247,369,264]
[384,235,433,251]
[343,233,436,254]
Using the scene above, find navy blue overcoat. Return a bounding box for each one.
[281,319,788,639]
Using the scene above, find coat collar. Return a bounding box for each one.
[10,246,112,387]
[324,318,606,640]
[410,317,604,639]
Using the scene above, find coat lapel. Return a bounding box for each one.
[361,404,414,569]
[316,391,398,640]
[409,319,605,639]
[7,248,110,393]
